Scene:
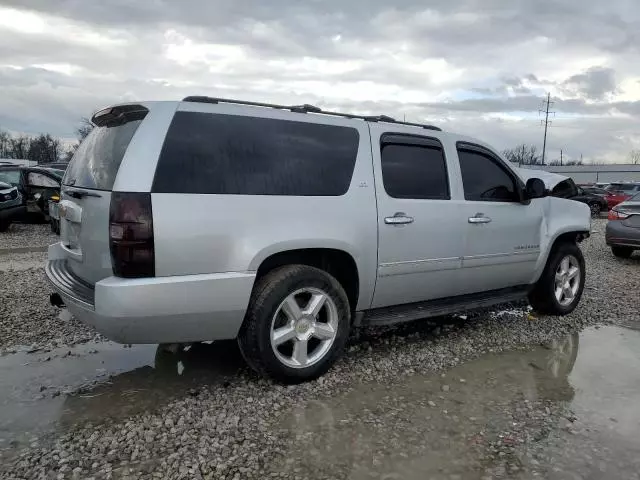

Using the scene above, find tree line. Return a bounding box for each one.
[503,144,640,166]
[0,118,93,164]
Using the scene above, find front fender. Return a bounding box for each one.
[532,199,591,283]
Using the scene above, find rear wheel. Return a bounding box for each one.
[529,242,585,316]
[588,202,601,217]
[238,265,350,383]
[612,246,634,259]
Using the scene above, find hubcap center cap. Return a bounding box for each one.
[296,319,311,334]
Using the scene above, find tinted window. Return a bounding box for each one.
[458,148,519,202]
[0,170,21,186]
[381,142,449,199]
[63,119,143,190]
[153,112,359,195]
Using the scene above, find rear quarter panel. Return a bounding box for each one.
[152,103,378,311]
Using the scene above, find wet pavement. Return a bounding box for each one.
[0,340,244,457]
[2,325,640,478]
[280,325,640,479]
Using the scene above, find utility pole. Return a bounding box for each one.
[560,149,563,166]
[539,93,554,165]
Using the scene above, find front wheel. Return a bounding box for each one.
[529,242,586,316]
[238,265,351,383]
[589,202,601,217]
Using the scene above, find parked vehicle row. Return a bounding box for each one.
[0,165,62,230]
[45,97,590,383]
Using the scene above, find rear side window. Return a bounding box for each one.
[380,139,449,200]
[152,112,359,195]
[63,119,143,190]
[457,147,519,202]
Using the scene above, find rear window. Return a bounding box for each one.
[63,119,143,190]
[152,112,359,195]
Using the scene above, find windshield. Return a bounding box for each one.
[0,169,21,186]
[63,119,143,190]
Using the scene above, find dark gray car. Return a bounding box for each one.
[606,192,640,258]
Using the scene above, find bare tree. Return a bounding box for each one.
[629,149,640,165]
[502,144,540,166]
[9,135,31,159]
[29,134,62,164]
[64,117,94,161]
[0,130,12,158]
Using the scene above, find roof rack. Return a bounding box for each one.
[182,96,441,131]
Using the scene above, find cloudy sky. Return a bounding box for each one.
[1,0,639,163]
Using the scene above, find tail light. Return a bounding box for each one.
[109,192,155,278]
[608,209,629,220]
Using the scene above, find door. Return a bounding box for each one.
[371,130,465,308]
[456,143,543,294]
[25,170,60,216]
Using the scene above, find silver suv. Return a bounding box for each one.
[47,97,591,383]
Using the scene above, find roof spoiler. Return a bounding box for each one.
[92,104,149,127]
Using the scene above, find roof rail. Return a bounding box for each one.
[182,96,441,131]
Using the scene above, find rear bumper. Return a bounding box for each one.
[605,221,640,248]
[45,243,255,344]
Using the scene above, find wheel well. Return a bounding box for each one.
[552,231,590,251]
[256,249,359,310]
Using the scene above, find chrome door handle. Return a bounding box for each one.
[468,213,492,224]
[385,212,414,225]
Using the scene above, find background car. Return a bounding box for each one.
[606,192,640,258]
[0,180,25,232]
[0,165,62,224]
[604,182,640,209]
[582,186,609,197]
[41,162,69,171]
[546,178,608,216]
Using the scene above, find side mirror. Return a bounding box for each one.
[525,178,547,200]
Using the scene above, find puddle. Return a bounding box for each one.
[0,340,244,453]
[277,326,640,479]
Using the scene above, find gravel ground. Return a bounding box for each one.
[0,224,58,251]
[1,219,639,479]
[0,225,103,353]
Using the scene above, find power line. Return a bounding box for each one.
[539,92,555,165]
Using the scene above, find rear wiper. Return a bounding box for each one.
[63,188,102,199]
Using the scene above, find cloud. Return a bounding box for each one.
[0,0,639,162]
[562,67,618,100]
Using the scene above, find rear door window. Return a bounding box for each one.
[152,112,359,196]
[63,119,143,191]
[380,136,449,200]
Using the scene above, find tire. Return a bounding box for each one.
[0,221,9,232]
[238,265,351,383]
[588,202,601,217]
[529,242,586,316]
[611,246,634,259]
